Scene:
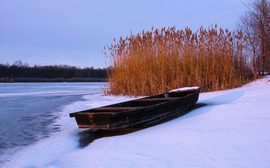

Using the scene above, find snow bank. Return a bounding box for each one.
[2,76,270,168]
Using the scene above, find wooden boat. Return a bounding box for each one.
[69,86,201,130]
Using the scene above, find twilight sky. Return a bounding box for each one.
[0,0,250,68]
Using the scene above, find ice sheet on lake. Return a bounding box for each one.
[1,78,270,167]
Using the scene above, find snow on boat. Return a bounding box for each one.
[69,87,201,130]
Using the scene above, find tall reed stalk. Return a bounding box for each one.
[104,26,254,96]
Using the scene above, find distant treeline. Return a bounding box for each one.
[0,60,108,82]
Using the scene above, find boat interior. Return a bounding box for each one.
[79,89,199,113]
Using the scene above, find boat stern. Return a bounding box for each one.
[69,112,114,129]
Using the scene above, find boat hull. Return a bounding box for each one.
[70,87,200,130]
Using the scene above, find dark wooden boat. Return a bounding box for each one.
[69,87,201,130]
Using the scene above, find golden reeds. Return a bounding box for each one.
[104,26,254,96]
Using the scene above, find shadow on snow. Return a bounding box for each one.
[76,90,245,148]
[76,103,206,148]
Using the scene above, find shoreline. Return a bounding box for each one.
[0,77,108,83]
[0,94,86,164]
[0,82,107,165]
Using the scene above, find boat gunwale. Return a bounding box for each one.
[69,87,201,117]
[111,88,200,116]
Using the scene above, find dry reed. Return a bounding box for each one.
[104,26,254,96]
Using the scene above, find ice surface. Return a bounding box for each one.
[1,77,270,168]
[0,82,106,98]
[0,82,106,164]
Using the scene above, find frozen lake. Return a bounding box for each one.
[0,82,106,163]
[1,77,270,167]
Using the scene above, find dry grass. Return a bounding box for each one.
[104,26,254,96]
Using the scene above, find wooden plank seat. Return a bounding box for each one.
[91,107,140,111]
[89,98,180,112]
[131,97,179,102]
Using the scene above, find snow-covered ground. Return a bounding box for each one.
[2,76,270,168]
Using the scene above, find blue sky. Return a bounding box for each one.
[0,0,250,68]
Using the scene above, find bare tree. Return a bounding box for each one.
[238,0,270,75]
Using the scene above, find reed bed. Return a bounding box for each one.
[104,26,253,96]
